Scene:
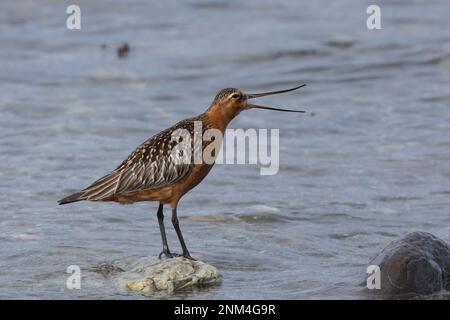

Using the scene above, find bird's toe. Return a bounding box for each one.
[182,253,196,261]
[158,250,175,259]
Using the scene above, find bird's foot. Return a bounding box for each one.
[158,250,196,261]
[181,252,196,261]
[158,250,175,259]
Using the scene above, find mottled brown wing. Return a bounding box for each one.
[78,119,199,201]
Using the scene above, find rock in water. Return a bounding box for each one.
[124,257,221,294]
[116,42,129,58]
[368,231,450,296]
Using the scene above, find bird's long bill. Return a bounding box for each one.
[246,103,305,113]
[246,84,306,99]
[245,84,306,113]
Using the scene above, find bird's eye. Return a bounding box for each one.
[231,93,240,99]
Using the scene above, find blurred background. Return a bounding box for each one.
[0,0,449,299]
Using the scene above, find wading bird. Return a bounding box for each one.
[59,84,306,260]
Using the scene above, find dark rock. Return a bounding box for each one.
[117,43,129,58]
[93,263,125,276]
[368,231,450,296]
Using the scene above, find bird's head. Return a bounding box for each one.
[207,84,306,123]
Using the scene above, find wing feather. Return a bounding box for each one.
[77,119,197,201]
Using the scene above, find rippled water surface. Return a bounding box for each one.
[1,0,450,299]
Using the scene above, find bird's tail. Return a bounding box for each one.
[58,192,85,205]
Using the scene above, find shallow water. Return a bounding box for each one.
[1,0,450,299]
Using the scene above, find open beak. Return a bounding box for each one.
[245,84,306,113]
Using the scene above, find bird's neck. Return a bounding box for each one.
[204,103,241,132]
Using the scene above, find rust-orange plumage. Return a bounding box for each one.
[59,84,306,259]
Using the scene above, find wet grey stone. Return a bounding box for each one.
[119,257,221,295]
[368,231,450,296]
[93,263,125,276]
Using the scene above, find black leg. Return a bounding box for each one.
[157,203,173,258]
[171,208,195,260]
